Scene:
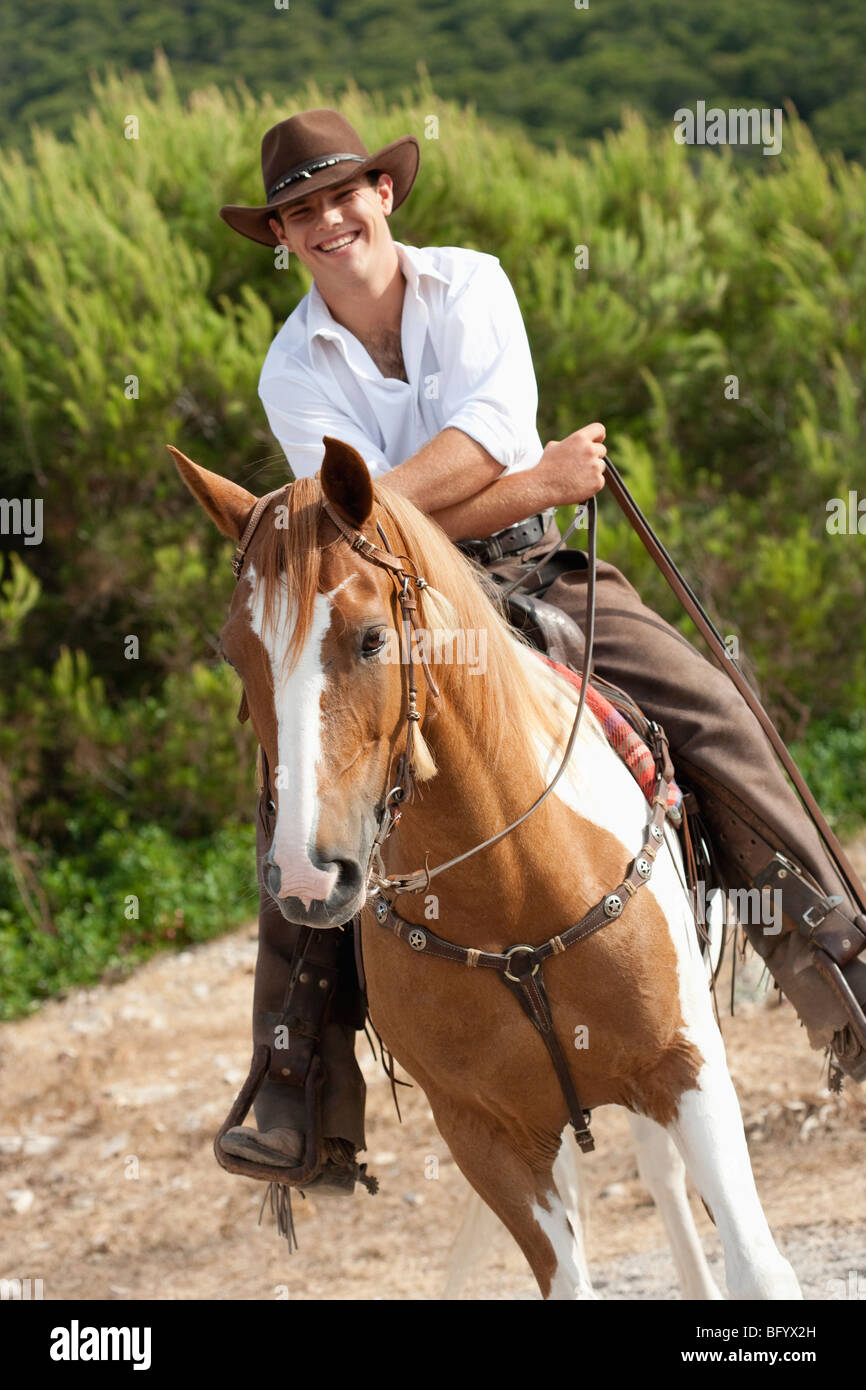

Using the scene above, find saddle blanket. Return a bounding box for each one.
[536,654,682,814]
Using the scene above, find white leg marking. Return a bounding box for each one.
[532,1190,597,1300]
[626,1110,722,1300]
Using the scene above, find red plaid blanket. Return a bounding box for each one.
[536,655,682,813]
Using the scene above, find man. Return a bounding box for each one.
[217,109,866,1192]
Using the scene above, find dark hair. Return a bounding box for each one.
[365,168,383,187]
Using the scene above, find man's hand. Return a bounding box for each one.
[538,423,607,505]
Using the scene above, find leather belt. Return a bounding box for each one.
[456,510,554,566]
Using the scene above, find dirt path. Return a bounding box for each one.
[3,835,866,1300]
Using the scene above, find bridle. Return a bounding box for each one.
[229,482,677,1154]
[230,482,602,897]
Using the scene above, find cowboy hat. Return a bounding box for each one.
[219,108,420,247]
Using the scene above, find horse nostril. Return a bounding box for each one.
[332,858,363,895]
[313,852,362,897]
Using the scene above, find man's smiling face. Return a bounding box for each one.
[268,172,395,286]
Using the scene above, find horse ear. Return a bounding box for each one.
[320,436,374,528]
[167,445,257,540]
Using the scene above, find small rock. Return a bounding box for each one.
[599,1182,626,1199]
[0,1137,23,1156]
[402,1192,424,1207]
[22,1135,60,1157]
[8,1189,34,1214]
[100,1134,129,1160]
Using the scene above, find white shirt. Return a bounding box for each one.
[258,241,544,481]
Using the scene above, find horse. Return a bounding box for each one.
[170,435,801,1300]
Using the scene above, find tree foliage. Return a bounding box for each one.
[3,0,866,163]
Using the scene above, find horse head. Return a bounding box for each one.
[169,436,447,928]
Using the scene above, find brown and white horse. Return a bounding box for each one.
[171,436,800,1300]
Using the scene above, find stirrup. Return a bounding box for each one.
[214,1046,378,1195]
[214,1045,325,1187]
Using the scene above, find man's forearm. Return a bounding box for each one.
[377,426,551,539]
[376,421,606,541]
[427,466,552,540]
[376,427,502,514]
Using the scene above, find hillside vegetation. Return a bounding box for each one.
[1,62,864,1012]
[3,0,866,163]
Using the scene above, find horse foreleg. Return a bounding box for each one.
[626,1110,723,1300]
[430,1099,596,1301]
[665,1044,802,1299]
[441,1126,591,1299]
[440,1182,506,1300]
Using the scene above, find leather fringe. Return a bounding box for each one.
[258,1181,301,1254]
[363,1015,411,1123]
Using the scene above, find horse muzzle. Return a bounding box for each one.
[263,850,365,928]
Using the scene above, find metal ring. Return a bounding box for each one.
[504,944,539,982]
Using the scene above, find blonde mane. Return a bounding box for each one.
[253,475,583,774]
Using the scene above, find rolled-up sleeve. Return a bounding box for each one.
[437,259,544,476]
[258,361,389,480]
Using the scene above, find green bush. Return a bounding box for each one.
[0,823,256,1020]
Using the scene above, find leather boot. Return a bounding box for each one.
[684,768,866,1082]
[221,762,368,1190]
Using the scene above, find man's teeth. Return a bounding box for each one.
[319,232,358,252]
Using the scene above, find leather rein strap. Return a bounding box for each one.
[601,457,866,916]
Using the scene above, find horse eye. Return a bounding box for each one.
[361,627,387,656]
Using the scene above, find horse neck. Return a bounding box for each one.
[389,671,645,937]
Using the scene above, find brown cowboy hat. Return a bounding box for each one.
[219,108,420,247]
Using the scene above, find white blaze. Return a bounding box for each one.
[247,566,351,908]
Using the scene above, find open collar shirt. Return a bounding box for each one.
[258,241,544,481]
